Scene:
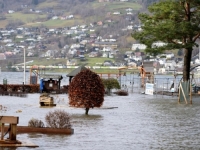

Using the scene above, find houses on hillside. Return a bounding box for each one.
[0,23,188,75]
[0,6,193,75]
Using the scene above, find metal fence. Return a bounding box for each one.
[117,74,200,95]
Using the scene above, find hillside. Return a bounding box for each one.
[0,0,162,73]
[0,0,145,28]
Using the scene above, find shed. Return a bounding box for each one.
[39,74,63,93]
[67,65,88,83]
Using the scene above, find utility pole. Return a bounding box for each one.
[23,47,26,84]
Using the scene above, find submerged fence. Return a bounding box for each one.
[116,74,200,96]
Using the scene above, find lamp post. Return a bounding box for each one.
[23,47,26,84]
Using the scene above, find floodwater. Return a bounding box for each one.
[1,93,200,150]
[1,72,200,149]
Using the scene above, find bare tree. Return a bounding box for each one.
[45,110,71,129]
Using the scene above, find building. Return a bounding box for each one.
[132,44,147,51]
[92,42,118,49]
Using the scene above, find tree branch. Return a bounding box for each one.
[193,33,200,42]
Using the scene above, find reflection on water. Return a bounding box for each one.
[0,93,200,150]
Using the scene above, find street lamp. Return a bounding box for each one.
[23,47,26,84]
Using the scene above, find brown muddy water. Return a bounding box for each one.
[1,93,200,150]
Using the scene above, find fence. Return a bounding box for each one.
[116,74,200,96]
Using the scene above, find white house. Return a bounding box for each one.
[27,52,34,57]
[158,68,166,74]
[70,44,80,49]
[16,35,24,38]
[68,49,77,55]
[195,59,200,64]
[90,29,95,32]
[52,16,58,20]
[3,39,12,43]
[127,12,133,15]
[164,60,176,70]
[5,43,15,47]
[158,59,166,65]
[49,29,55,32]
[67,15,74,19]
[113,12,121,15]
[80,25,87,29]
[25,38,36,42]
[165,53,175,59]
[126,8,133,12]
[132,55,142,61]
[102,47,112,52]
[2,33,11,37]
[17,27,24,30]
[35,10,42,13]
[45,50,55,57]
[8,10,15,14]
[102,52,113,58]
[132,44,147,51]
[152,41,167,48]
[70,26,78,30]
[127,25,133,30]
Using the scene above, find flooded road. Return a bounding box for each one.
[1,93,200,150]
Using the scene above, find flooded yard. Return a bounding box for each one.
[1,93,200,150]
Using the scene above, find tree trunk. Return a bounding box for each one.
[85,108,89,115]
[107,88,111,95]
[183,48,192,81]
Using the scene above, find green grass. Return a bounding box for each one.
[20,56,115,67]
[79,57,115,66]
[27,58,67,66]
[106,2,141,11]
[27,57,115,68]
[6,12,47,23]
[91,1,141,12]
[14,38,25,43]
[37,1,59,9]
[22,57,119,74]
[42,19,76,28]
[27,19,83,28]
[17,56,140,74]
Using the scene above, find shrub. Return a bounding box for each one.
[101,78,120,94]
[114,90,128,96]
[28,118,45,128]
[45,110,71,129]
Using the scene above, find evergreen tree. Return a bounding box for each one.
[133,0,200,81]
